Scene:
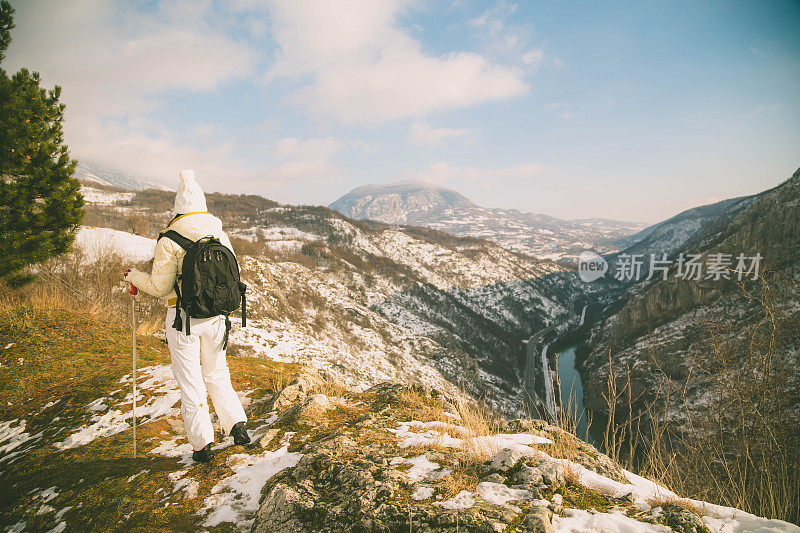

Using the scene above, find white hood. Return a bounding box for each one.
[173,169,207,215]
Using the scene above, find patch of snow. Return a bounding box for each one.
[74,227,155,263]
[36,487,59,503]
[439,490,476,510]
[54,507,72,521]
[476,482,535,509]
[389,421,551,455]
[80,186,134,205]
[150,435,194,465]
[127,469,149,482]
[402,455,451,482]
[0,419,43,464]
[46,522,67,533]
[553,508,672,532]
[56,365,180,450]
[168,469,199,500]
[6,521,26,533]
[411,485,435,500]
[199,445,303,529]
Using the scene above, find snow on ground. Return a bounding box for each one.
[388,421,800,532]
[74,227,155,263]
[400,455,451,482]
[151,435,195,465]
[80,187,134,205]
[411,485,436,500]
[0,419,44,465]
[475,482,535,511]
[553,508,672,532]
[55,365,180,450]
[199,445,303,529]
[388,420,552,452]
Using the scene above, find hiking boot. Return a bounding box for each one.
[192,443,213,463]
[231,421,251,446]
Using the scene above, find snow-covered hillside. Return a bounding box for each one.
[75,161,172,191]
[79,189,589,416]
[330,181,646,261]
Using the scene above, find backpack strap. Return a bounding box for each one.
[238,282,247,328]
[158,229,195,251]
[222,313,231,350]
[171,279,183,333]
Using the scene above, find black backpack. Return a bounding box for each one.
[158,230,247,348]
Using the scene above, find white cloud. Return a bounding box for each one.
[4,0,258,184]
[415,161,543,188]
[263,0,529,123]
[407,121,476,146]
[522,48,544,68]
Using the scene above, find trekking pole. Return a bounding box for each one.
[129,283,139,458]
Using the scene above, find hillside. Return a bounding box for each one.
[330,181,646,261]
[75,161,172,191]
[76,184,588,416]
[577,168,800,520]
[583,168,800,412]
[606,195,758,279]
[1,308,797,532]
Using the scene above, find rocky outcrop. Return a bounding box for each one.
[248,378,780,532]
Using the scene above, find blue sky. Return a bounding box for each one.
[5,0,800,222]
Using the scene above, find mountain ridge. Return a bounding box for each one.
[330,181,647,261]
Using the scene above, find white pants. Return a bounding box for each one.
[166,307,247,451]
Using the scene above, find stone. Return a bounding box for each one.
[270,371,325,412]
[522,506,554,533]
[489,448,523,471]
[298,394,334,417]
[483,473,505,483]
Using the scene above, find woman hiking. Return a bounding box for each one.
[123,169,250,463]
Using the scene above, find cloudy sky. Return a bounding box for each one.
[5,0,800,222]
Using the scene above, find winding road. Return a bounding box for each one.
[522,303,589,421]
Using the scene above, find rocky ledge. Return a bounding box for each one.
[249,374,797,533]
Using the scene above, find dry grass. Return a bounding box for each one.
[460,436,501,463]
[309,373,352,399]
[1,242,166,336]
[598,274,800,524]
[435,470,480,499]
[645,496,707,517]
[395,387,450,423]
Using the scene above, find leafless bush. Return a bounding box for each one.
[601,273,800,524]
[1,243,165,335]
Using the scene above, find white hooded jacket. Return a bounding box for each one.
[125,170,234,301]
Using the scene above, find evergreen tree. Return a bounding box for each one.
[0,1,84,286]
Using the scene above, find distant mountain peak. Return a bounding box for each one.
[330,181,647,260]
[330,180,474,225]
[75,161,173,191]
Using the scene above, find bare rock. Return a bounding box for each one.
[489,448,524,471]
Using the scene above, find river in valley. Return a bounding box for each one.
[554,345,595,445]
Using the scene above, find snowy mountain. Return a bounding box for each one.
[75,161,172,191]
[330,181,646,261]
[613,195,757,259]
